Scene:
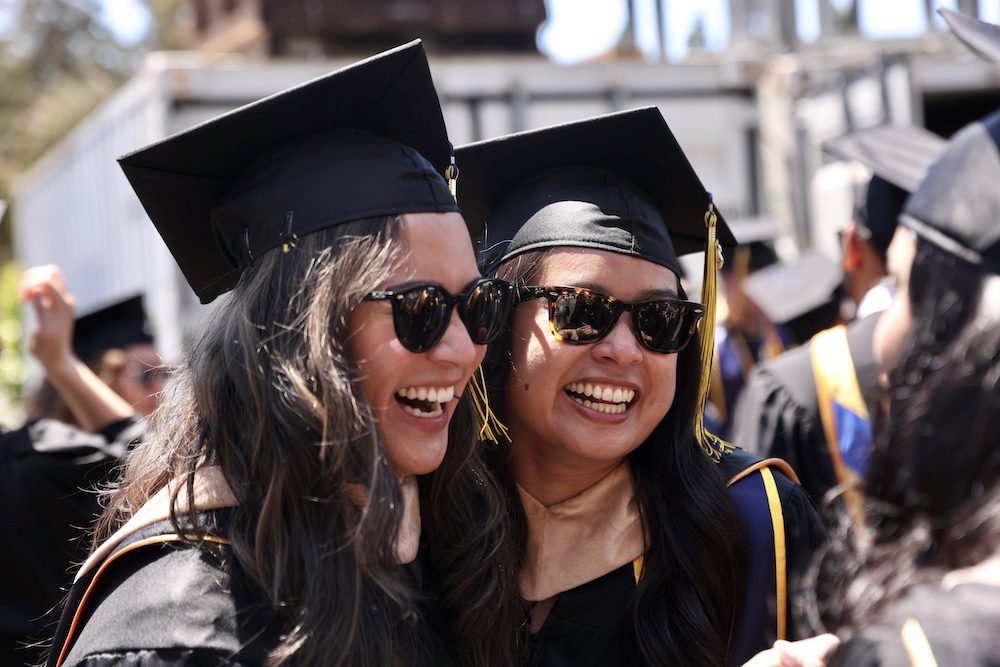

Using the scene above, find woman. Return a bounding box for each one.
[46,41,515,666]
[805,108,1000,666]
[453,108,826,666]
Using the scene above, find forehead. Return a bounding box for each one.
[394,211,480,284]
[536,248,680,296]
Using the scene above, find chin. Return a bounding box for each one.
[388,438,448,477]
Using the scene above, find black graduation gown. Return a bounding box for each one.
[0,417,144,667]
[833,581,1000,666]
[47,510,456,667]
[729,314,882,505]
[526,449,826,667]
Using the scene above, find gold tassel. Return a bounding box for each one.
[466,366,510,444]
[695,196,734,462]
[446,142,459,203]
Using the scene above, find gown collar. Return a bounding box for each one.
[518,463,644,601]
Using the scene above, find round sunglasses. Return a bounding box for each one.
[364,277,514,353]
[518,285,704,354]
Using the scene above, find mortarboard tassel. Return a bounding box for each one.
[467,366,510,444]
[446,142,460,203]
[695,195,735,462]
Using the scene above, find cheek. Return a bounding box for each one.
[347,309,402,407]
[646,355,678,416]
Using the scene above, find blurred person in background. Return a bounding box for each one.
[810,102,1000,667]
[1,265,146,666]
[730,125,946,511]
[706,217,783,438]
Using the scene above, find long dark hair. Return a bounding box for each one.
[91,216,492,665]
[808,238,1000,632]
[481,250,748,666]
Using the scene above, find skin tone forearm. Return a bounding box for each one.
[18,265,136,432]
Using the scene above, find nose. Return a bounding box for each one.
[591,313,643,366]
[426,306,482,369]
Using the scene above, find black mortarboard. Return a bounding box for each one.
[722,216,779,273]
[824,125,947,257]
[455,107,735,278]
[940,8,1000,64]
[73,295,154,364]
[118,40,459,304]
[741,250,843,327]
[901,110,1000,273]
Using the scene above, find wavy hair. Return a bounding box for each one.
[480,250,748,666]
[91,216,494,665]
[807,238,1000,632]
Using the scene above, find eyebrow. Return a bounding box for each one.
[563,280,680,300]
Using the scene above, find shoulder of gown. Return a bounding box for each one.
[53,512,280,667]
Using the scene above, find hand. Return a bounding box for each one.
[18,265,77,371]
[741,634,840,667]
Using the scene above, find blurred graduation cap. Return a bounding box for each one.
[823,125,947,257]
[940,8,1000,63]
[73,295,154,365]
[742,250,844,345]
[456,106,736,278]
[118,40,458,304]
[456,106,736,459]
[722,216,779,274]
[901,109,1000,273]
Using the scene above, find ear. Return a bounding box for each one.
[842,223,863,272]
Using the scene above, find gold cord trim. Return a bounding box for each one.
[760,468,788,641]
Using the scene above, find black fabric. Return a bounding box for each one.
[526,450,825,667]
[49,512,455,667]
[822,125,947,194]
[729,314,882,505]
[858,176,911,259]
[902,109,1000,273]
[0,417,143,667]
[832,581,1000,666]
[940,8,1000,64]
[72,295,154,364]
[455,107,736,275]
[118,40,459,303]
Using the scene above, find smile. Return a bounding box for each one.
[395,385,456,418]
[563,382,636,415]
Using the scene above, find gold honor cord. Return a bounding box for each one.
[468,366,511,444]
[695,198,734,461]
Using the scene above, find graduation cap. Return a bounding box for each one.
[823,125,947,257]
[456,106,736,278]
[722,216,779,274]
[940,8,1000,64]
[456,106,735,459]
[73,295,154,365]
[741,250,843,345]
[901,109,1000,273]
[119,40,458,304]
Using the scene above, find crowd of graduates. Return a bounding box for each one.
[0,8,997,667]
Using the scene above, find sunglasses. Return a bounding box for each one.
[364,277,514,353]
[518,285,704,354]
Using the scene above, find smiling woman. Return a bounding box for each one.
[455,107,826,667]
[44,41,516,667]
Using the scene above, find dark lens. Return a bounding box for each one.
[552,290,614,343]
[396,286,450,352]
[461,279,510,344]
[635,301,697,353]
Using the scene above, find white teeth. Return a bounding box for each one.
[564,382,636,405]
[396,385,456,408]
[401,403,444,418]
[570,395,626,413]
